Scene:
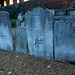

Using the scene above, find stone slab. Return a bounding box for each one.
[54,17,75,62]
[31,7,45,58]
[44,8,55,59]
[25,11,34,55]
[0,11,13,51]
[25,7,55,59]
[15,26,27,53]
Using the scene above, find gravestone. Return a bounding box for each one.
[15,26,27,53]
[25,11,34,55]
[16,20,20,27]
[0,11,13,51]
[31,7,45,58]
[54,17,75,62]
[44,9,55,59]
[25,7,55,59]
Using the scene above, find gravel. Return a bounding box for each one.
[0,49,75,75]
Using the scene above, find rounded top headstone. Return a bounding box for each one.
[0,11,9,16]
[31,7,44,16]
[25,11,31,18]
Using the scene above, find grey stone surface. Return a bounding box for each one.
[0,11,13,51]
[54,17,75,62]
[44,8,55,59]
[56,10,66,16]
[54,16,66,21]
[31,7,45,58]
[67,10,75,16]
[15,26,27,53]
[17,12,23,21]
[21,21,25,27]
[25,7,55,59]
[16,20,20,27]
[25,11,33,55]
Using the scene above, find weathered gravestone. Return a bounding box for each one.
[31,7,45,58]
[15,26,27,53]
[25,11,34,55]
[54,17,75,62]
[25,7,55,59]
[0,11,13,51]
[44,9,55,59]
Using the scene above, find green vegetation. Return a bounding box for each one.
[11,18,25,27]
[11,19,19,27]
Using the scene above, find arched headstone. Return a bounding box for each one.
[31,7,45,57]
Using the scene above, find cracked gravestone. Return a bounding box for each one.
[25,7,55,59]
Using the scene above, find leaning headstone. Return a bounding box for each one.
[54,17,75,62]
[31,7,45,58]
[15,26,27,53]
[16,20,20,27]
[0,11,13,51]
[25,11,34,55]
[44,9,55,59]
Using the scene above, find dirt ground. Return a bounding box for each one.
[0,49,75,75]
[0,28,75,75]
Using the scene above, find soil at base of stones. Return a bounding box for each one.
[0,49,75,75]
